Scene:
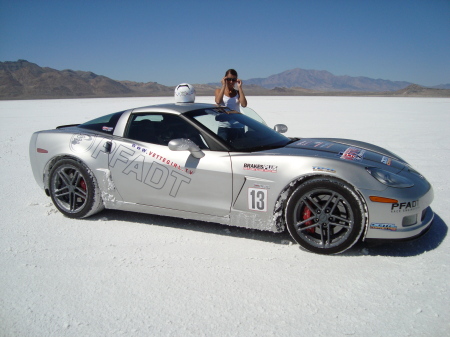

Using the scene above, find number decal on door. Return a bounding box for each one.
[248,188,268,212]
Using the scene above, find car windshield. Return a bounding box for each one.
[185,107,291,152]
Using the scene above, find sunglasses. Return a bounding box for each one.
[225,78,237,82]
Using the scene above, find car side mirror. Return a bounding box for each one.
[274,124,288,133]
[168,138,205,159]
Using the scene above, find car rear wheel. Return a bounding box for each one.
[49,159,104,218]
[285,178,365,254]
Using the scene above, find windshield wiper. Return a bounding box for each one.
[243,143,288,152]
[287,137,300,144]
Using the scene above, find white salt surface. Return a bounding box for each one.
[0,96,449,336]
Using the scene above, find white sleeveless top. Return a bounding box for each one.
[219,92,244,129]
[223,92,240,112]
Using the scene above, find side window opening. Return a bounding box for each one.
[78,111,124,134]
[126,113,208,149]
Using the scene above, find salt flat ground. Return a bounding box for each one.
[0,96,449,336]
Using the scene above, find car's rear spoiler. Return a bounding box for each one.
[56,124,80,129]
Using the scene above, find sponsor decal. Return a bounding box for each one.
[370,223,397,231]
[293,140,334,149]
[253,184,270,189]
[296,140,312,146]
[69,134,97,153]
[70,136,193,198]
[391,200,419,213]
[102,126,114,132]
[131,144,195,175]
[312,142,333,148]
[312,166,336,174]
[317,142,334,149]
[340,147,365,161]
[243,163,278,173]
[381,156,392,166]
[107,143,193,197]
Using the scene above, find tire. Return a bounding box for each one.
[285,178,365,254]
[49,159,104,218]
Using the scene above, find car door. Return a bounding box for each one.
[108,112,233,217]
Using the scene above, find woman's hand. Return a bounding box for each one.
[221,76,228,87]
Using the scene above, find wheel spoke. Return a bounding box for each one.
[319,225,330,248]
[304,195,321,211]
[57,170,72,187]
[318,225,331,248]
[54,186,70,197]
[329,221,350,228]
[322,192,336,211]
[70,191,77,211]
[298,222,320,232]
[295,215,315,227]
[71,171,81,185]
[329,198,339,214]
[74,188,87,199]
[333,215,352,225]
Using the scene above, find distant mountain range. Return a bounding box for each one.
[0,60,172,99]
[1,60,449,100]
[245,68,411,91]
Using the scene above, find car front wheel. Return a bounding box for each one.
[285,178,365,254]
[49,159,104,218]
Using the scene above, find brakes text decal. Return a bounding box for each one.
[243,163,278,173]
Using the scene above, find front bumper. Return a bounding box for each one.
[363,185,434,240]
[365,206,434,241]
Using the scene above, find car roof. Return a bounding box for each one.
[130,103,218,115]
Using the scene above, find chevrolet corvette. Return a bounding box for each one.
[29,102,434,254]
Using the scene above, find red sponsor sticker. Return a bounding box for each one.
[340,147,365,161]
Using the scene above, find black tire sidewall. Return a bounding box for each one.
[285,178,364,254]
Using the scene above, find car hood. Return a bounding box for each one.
[284,138,406,172]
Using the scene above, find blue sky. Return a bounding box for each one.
[1,0,449,86]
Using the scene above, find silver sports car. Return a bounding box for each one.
[29,103,434,254]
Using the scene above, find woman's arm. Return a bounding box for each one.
[237,79,247,107]
[215,77,227,105]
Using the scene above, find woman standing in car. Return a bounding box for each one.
[215,69,247,111]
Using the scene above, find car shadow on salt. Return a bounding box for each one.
[88,209,294,245]
[88,210,447,257]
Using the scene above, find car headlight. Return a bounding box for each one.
[366,167,414,188]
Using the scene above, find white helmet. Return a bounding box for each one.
[174,83,195,103]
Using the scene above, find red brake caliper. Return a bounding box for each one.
[80,179,87,191]
[302,206,315,233]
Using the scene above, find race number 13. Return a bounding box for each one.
[248,188,268,212]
